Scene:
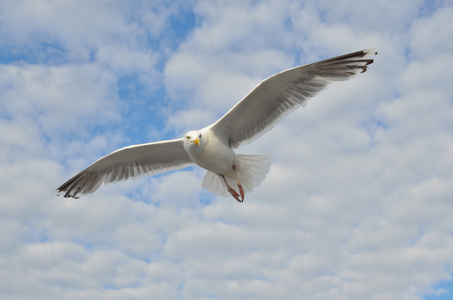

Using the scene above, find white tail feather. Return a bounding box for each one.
[201,154,271,197]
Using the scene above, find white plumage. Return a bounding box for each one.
[56,48,377,201]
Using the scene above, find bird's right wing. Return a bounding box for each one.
[209,48,377,148]
[55,139,194,198]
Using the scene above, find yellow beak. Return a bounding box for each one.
[191,137,200,146]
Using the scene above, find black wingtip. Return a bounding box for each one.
[54,171,86,199]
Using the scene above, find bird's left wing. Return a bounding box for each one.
[209,48,377,148]
[55,138,194,198]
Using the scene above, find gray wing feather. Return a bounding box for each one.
[55,139,194,198]
[209,48,377,148]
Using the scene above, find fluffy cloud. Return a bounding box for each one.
[1,1,453,300]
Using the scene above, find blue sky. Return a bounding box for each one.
[1,0,453,299]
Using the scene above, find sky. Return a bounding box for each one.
[1,0,453,299]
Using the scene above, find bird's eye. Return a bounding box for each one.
[186,136,190,139]
[199,134,202,138]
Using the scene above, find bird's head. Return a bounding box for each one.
[183,130,204,153]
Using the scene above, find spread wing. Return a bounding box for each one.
[55,139,194,198]
[209,48,377,148]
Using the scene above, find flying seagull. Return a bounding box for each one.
[56,48,377,202]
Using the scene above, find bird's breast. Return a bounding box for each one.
[189,139,236,176]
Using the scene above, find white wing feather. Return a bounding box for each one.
[56,139,194,198]
[209,48,377,148]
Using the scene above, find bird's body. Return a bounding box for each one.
[56,48,377,201]
[184,129,236,176]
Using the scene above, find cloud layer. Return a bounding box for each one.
[1,0,453,299]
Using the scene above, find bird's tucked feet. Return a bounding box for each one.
[222,174,243,202]
[227,186,242,202]
[237,181,244,201]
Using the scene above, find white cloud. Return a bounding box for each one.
[0,64,121,134]
[1,1,453,300]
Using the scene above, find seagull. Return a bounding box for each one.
[56,48,377,202]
